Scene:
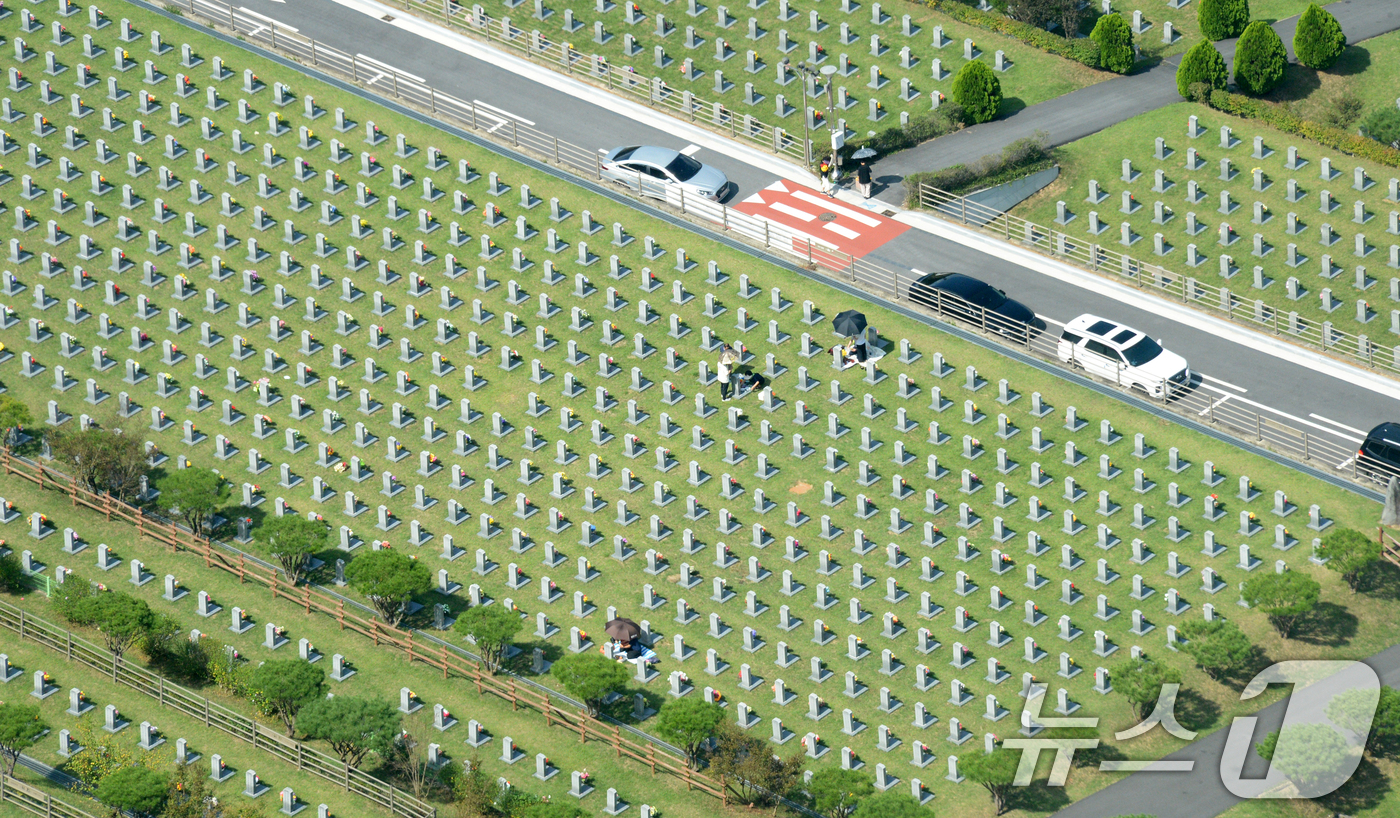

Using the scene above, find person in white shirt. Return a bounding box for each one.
[717,344,736,401]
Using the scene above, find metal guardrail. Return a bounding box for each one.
[916,182,1400,379]
[147,0,1394,484]
[158,1,1395,489]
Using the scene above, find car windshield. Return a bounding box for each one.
[1122,336,1164,366]
[664,153,704,182]
[612,146,640,161]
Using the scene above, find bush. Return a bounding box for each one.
[1363,106,1400,149]
[1176,40,1228,99]
[1198,0,1250,41]
[1234,21,1287,95]
[924,1,1102,68]
[905,133,1052,200]
[951,60,1003,124]
[1090,13,1135,74]
[1294,3,1346,69]
[841,105,964,158]
[1207,89,1400,168]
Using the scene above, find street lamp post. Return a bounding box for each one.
[785,59,841,172]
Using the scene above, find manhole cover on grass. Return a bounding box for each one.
[817,212,838,222]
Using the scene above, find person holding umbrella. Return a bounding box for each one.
[605,617,641,657]
[851,146,877,198]
[717,343,740,401]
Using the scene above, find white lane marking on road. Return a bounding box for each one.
[312,0,1400,405]
[822,222,861,240]
[1308,414,1369,437]
[472,100,536,126]
[1198,394,1231,417]
[1337,456,1356,470]
[1199,373,1247,393]
[354,53,425,83]
[598,148,610,155]
[679,144,702,157]
[239,7,298,30]
[790,190,881,226]
[1198,385,1363,442]
[769,202,817,222]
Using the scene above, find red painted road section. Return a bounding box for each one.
[733,181,910,261]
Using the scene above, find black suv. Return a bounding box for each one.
[1358,422,1400,483]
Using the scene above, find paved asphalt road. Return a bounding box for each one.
[234,0,1400,451]
[874,0,1400,195]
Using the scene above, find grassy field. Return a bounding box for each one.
[410,0,1106,138]
[0,1,1394,817]
[1264,28,1400,136]
[1014,101,1400,344]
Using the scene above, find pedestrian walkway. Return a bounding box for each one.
[872,0,1400,203]
[733,180,910,258]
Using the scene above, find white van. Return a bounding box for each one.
[1056,314,1191,398]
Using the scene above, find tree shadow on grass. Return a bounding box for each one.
[1328,45,1372,77]
[1267,63,1323,104]
[1008,780,1073,813]
[1320,756,1390,815]
[1363,560,1400,600]
[1290,601,1357,646]
[1173,686,1222,733]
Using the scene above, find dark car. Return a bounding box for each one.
[908,272,1038,335]
[1358,422,1400,483]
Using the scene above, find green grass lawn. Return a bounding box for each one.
[0,635,383,818]
[1264,28,1400,136]
[1014,101,1400,344]
[407,0,1105,140]
[0,2,1394,816]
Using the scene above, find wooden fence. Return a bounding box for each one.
[0,773,99,818]
[1,452,729,803]
[0,599,436,818]
[1381,528,1400,568]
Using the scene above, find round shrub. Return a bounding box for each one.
[1198,0,1250,41]
[951,60,1003,125]
[1175,40,1228,99]
[1234,21,1287,95]
[1293,3,1347,69]
[1090,13,1135,74]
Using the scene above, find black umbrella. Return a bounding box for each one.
[833,309,867,338]
[605,617,641,642]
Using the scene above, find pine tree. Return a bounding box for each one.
[1175,40,1228,99]
[1234,21,1287,95]
[951,60,1003,125]
[1293,3,1347,69]
[1090,13,1136,74]
[1198,0,1250,41]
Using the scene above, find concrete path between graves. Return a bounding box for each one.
[1050,641,1400,818]
[871,0,1400,200]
